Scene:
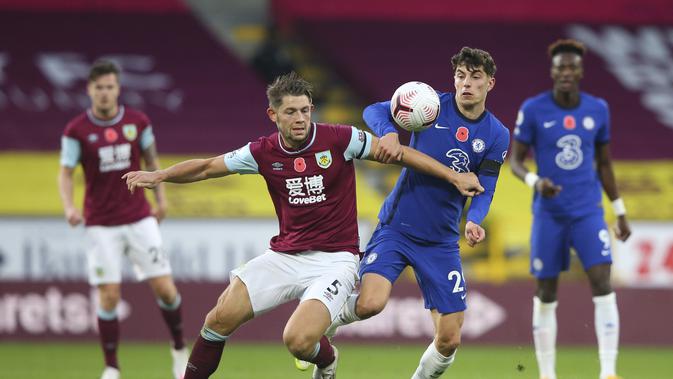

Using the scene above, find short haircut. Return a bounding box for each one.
[548,39,586,58]
[451,47,497,77]
[266,71,313,109]
[88,59,120,82]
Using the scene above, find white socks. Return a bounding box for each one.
[533,296,557,379]
[593,292,619,379]
[532,293,620,379]
[411,342,455,379]
[326,294,361,337]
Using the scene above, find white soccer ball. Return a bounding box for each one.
[390,81,440,132]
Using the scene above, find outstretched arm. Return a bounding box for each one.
[363,101,403,163]
[124,154,231,193]
[366,135,484,197]
[595,143,631,241]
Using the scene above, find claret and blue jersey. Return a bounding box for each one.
[514,91,610,218]
[365,92,510,247]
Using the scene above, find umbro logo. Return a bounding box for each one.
[272,162,283,171]
[543,121,556,128]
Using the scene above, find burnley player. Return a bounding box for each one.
[123,71,484,379]
[510,39,631,379]
[58,60,187,379]
[319,47,509,379]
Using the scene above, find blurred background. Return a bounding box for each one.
[1,0,672,378]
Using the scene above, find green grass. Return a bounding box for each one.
[1,342,671,379]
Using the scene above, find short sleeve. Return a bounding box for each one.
[223,143,259,174]
[140,126,156,150]
[596,99,610,145]
[513,101,535,145]
[343,126,373,161]
[60,136,81,168]
[486,125,511,164]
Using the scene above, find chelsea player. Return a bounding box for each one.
[510,39,631,379]
[325,47,509,379]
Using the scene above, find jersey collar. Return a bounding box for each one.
[87,105,125,127]
[277,122,317,155]
[452,94,487,124]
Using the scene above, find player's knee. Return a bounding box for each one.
[356,295,386,319]
[535,288,557,303]
[98,285,121,310]
[435,332,461,357]
[205,305,236,336]
[282,330,316,359]
[590,281,612,297]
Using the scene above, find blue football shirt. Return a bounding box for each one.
[365,92,510,246]
[514,91,610,218]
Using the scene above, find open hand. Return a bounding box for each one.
[122,171,164,194]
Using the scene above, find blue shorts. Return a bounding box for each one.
[530,212,612,279]
[361,225,466,314]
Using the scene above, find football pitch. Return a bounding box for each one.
[2,342,671,379]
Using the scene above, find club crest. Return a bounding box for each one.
[472,138,485,153]
[315,150,332,169]
[122,124,137,141]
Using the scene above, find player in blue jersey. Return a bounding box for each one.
[510,39,631,379]
[317,47,509,379]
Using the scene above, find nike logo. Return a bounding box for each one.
[543,121,556,128]
[460,293,467,300]
[434,123,451,130]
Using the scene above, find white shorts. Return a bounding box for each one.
[231,250,359,321]
[85,216,171,285]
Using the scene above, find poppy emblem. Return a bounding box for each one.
[563,115,576,130]
[456,126,469,142]
[104,128,118,143]
[294,157,306,172]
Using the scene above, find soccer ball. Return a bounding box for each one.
[390,81,440,132]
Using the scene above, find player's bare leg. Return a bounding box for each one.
[97,283,121,379]
[148,275,187,379]
[184,277,254,379]
[411,310,462,379]
[586,263,620,379]
[284,299,339,378]
[324,273,393,339]
[295,273,393,372]
[534,277,559,379]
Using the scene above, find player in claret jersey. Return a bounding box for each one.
[57,60,187,379]
[510,39,631,379]
[124,71,484,379]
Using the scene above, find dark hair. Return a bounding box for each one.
[266,71,313,109]
[88,59,120,82]
[451,47,497,77]
[548,39,586,58]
